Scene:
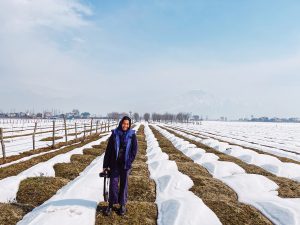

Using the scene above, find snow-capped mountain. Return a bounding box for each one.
[147,90,247,119]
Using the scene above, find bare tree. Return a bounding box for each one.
[151,112,175,123]
[152,113,161,122]
[182,113,191,123]
[176,113,184,122]
[144,113,150,122]
[133,112,140,122]
[107,112,130,121]
[107,112,119,121]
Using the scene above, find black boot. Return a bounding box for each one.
[104,205,113,216]
[119,205,126,216]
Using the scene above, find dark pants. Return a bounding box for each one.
[108,163,130,206]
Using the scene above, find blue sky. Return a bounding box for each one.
[85,0,300,61]
[0,0,300,118]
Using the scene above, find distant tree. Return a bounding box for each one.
[107,112,131,122]
[133,112,140,122]
[193,115,200,121]
[81,112,91,119]
[165,113,175,123]
[144,113,150,122]
[175,112,191,123]
[151,113,160,122]
[72,109,80,117]
[107,112,121,121]
[176,113,184,122]
[120,112,129,118]
[182,113,191,123]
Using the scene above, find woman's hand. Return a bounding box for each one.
[103,167,110,172]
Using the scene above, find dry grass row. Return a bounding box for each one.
[0,134,105,180]
[0,132,107,165]
[0,139,109,225]
[17,142,108,206]
[96,125,158,225]
[0,123,136,225]
[39,136,63,141]
[151,126,272,225]
[0,203,34,225]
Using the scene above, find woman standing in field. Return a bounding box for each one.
[102,116,138,216]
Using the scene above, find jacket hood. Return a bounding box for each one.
[117,116,132,131]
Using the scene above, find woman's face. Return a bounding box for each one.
[121,119,130,131]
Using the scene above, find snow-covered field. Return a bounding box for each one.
[16,138,109,225]
[144,124,221,225]
[16,124,140,225]
[154,124,300,225]
[195,121,300,152]
[170,121,300,162]
[1,121,300,225]
[164,125,300,182]
[0,136,110,203]
[0,119,115,158]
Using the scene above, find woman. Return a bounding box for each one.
[102,116,138,216]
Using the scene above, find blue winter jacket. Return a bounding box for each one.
[103,118,138,170]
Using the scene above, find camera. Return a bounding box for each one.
[99,170,111,178]
[99,169,111,202]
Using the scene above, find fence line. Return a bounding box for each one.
[0,119,118,160]
[0,128,6,161]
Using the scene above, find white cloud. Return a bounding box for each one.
[0,0,99,105]
[0,0,92,33]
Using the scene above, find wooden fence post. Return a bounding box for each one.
[90,118,93,135]
[52,120,55,148]
[75,122,78,140]
[96,121,99,134]
[83,124,86,140]
[108,121,110,132]
[33,122,37,150]
[63,116,67,143]
[0,128,6,161]
[101,121,103,133]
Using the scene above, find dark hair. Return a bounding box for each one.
[118,116,132,129]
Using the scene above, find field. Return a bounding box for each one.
[0,119,114,159]
[0,120,300,225]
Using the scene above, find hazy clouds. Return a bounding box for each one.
[1,0,300,119]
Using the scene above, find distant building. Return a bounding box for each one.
[8,113,17,118]
[66,112,75,119]
[192,115,200,121]
[58,114,65,119]
[72,109,80,118]
[239,116,300,123]
[36,113,43,118]
[43,112,53,119]
[220,116,227,121]
[19,112,27,117]
[288,118,300,122]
